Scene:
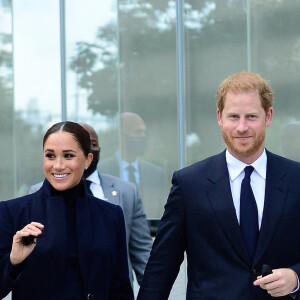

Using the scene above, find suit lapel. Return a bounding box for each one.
[205,151,289,266]
[206,152,251,265]
[99,173,120,205]
[253,151,288,265]
[137,160,144,198]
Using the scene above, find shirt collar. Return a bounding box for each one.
[226,149,267,181]
[85,169,100,185]
[122,159,139,171]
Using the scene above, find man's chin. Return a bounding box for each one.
[227,144,256,158]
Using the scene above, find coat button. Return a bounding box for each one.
[250,268,256,275]
[87,294,94,300]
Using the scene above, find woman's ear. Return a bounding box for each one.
[86,152,93,169]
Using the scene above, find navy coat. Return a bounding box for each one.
[138,150,300,300]
[0,180,134,300]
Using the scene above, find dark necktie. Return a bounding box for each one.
[84,179,93,195]
[126,165,137,185]
[240,166,259,260]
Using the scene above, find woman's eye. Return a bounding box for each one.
[65,153,75,159]
[45,153,54,159]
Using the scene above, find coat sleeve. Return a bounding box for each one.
[137,171,186,300]
[0,201,19,298]
[128,186,152,285]
[109,206,134,300]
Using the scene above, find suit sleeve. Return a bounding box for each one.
[28,182,43,194]
[137,171,186,300]
[0,201,19,298]
[28,186,36,194]
[109,206,134,300]
[289,264,300,299]
[128,186,152,285]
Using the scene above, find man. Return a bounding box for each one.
[100,112,168,219]
[137,72,300,299]
[30,123,152,286]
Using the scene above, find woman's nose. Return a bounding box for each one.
[53,158,65,170]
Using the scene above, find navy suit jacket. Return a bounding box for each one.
[138,150,300,300]
[0,180,133,300]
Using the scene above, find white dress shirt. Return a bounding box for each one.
[226,149,267,229]
[226,149,299,293]
[85,170,105,200]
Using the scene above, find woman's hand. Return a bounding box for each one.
[10,222,44,265]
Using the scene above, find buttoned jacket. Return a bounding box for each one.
[0,180,133,300]
[138,150,300,300]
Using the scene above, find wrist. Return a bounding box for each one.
[10,254,22,266]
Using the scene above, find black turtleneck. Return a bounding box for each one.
[51,181,85,300]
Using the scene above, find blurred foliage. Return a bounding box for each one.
[0,1,44,200]
[0,79,44,201]
[1,0,299,202]
[70,0,300,170]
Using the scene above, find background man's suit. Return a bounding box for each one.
[138,150,300,300]
[100,156,168,218]
[30,172,152,285]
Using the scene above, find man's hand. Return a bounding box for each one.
[253,268,298,297]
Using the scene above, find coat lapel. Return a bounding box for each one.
[76,193,93,292]
[253,151,288,265]
[206,152,251,265]
[42,180,95,292]
[99,173,120,206]
[45,193,67,286]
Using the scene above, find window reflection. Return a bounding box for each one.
[100,112,169,219]
[69,0,177,218]
[1,0,300,217]
[0,0,14,200]
[281,122,300,162]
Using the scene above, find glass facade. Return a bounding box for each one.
[2,1,300,299]
[2,0,300,218]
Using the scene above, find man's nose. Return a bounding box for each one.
[236,118,248,132]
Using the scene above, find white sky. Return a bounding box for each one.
[12,0,115,123]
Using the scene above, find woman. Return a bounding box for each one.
[0,121,133,300]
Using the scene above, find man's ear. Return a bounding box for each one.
[217,109,222,127]
[266,107,273,127]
